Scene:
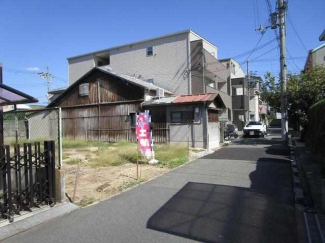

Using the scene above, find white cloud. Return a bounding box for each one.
[25,67,41,72]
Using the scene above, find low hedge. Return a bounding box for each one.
[307,98,325,173]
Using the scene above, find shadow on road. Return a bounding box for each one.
[231,137,282,146]
[147,141,296,242]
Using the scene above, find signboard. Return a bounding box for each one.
[218,117,228,122]
[259,105,267,114]
[136,112,154,158]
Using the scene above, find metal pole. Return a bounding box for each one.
[14,105,18,145]
[278,0,288,142]
[58,107,63,168]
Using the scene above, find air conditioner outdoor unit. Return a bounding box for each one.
[79,83,89,96]
[156,88,164,98]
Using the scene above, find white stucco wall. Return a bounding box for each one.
[68,55,95,85]
[189,32,218,58]
[249,95,259,121]
[208,122,220,149]
[108,33,189,95]
[68,33,191,95]
[230,61,245,78]
[313,45,325,67]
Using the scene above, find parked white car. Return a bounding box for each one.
[243,121,267,137]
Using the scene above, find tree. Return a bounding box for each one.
[260,72,281,112]
[260,66,325,130]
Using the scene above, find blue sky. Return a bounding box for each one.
[0,0,324,105]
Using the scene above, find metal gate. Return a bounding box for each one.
[0,141,56,222]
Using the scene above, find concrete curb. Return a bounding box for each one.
[289,136,305,208]
[0,202,79,241]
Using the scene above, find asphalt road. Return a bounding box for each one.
[4,135,298,243]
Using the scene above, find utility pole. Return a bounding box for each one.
[245,60,250,122]
[278,0,288,142]
[38,66,54,103]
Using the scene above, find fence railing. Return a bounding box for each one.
[3,108,62,167]
[0,141,56,222]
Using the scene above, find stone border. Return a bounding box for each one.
[0,202,79,241]
[289,136,305,208]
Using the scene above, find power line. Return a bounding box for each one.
[287,15,308,53]
[3,67,67,83]
[250,46,279,61]
[232,37,276,59]
[243,33,266,63]
[286,47,301,71]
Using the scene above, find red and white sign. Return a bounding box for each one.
[259,105,267,114]
[136,112,154,158]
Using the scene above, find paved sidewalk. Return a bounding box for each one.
[4,135,299,243]
[293,138,325,239]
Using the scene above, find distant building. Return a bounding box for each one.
[66,30,232,122]
[319,29,325,41]
[304,30,325,72]
[3,104,32,112]
[48,87,67,104]
[304,44,325,72]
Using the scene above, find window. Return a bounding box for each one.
[147,46,153,56]
[171,112,182,123]
[147,78,154,84]
[130,113,136,127]
[79,83,89,96]
[247,121,262,126]
[205,77,215,88]
[171,111,194,123]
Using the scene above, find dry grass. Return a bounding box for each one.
[66,158,80,165]
[89,141,189,169]
[155,144,189,168]
[62,139,191,207]
[62,139,112,149]
[90,141,138,167]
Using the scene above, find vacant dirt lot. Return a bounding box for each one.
[62,141,207,206]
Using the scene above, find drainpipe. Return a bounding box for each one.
[203,103,208,149]
[97,80,101,142]
[187,32,192,95]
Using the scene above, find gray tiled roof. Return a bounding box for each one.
[96,66,169,92]
[142,97,177,106]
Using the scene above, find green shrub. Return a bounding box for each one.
[307,98,325,175]
[155,144,189,169]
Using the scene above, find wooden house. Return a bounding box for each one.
[48,66,171,142]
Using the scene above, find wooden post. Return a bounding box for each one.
[72,160,81,203]
[136,143,139,180]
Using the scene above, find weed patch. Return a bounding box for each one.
[66,158,79,165]
[90,141,138,167]
[155,144,188,169]
[77,197,95,207]
[118,180,142,192]
[62,139,112,149]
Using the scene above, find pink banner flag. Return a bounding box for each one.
[136,112,154,158]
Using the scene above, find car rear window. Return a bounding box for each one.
[247,121,262,125]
